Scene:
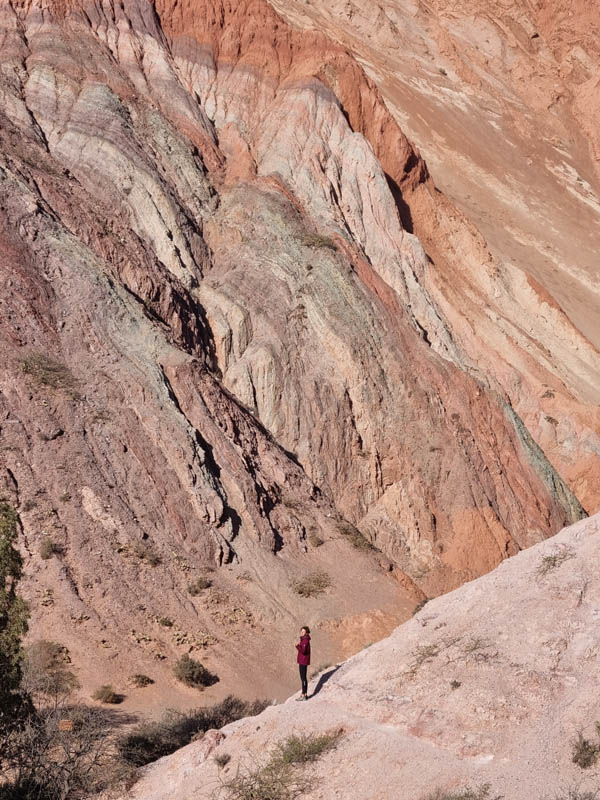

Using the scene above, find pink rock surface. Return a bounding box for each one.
[129,512,600,800]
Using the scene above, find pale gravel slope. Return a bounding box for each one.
[130,512,600,800]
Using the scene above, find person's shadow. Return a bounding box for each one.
[310,665,340,698]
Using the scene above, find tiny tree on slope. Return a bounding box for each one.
[0,502,31,733]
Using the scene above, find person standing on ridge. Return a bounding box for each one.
[295,626,311,701]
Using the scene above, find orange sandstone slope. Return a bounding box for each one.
[0,0,594,705]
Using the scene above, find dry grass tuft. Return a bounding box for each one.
[291,571,331,598]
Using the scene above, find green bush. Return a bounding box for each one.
[173,654,218,688]
[117,695,267,766]
[272,731,341,766]
[0,502,30,729]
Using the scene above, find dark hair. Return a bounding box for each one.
[301,626,310,634]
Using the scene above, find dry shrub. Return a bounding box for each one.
[24,640,79,698]
[130,674,153,688]
[92,685,123,704]
[20,353,79,396]
[39,538,64,560]
[221,730,342,800]
[117,695,267,767]
[0,704,134,799]
[338,521,373,551]
[302,233,336,251]
[424,785,502,800]
[572,731,600,769]
[291,571,331,598]
[272,731,341,766]
[132,541,161,567]
[188,576,212,595]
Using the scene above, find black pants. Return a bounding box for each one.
[299,664,308,696]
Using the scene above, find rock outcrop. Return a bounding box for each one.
[0,0,596,702]
[129,512,600,800]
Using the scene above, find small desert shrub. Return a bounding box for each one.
[537,545,575,577]
[20,352,79,395]
[24,640,79,697]
[412,598,429,615]
[117,695,267,766]
[222,730,342,800]
[411,642,441,670]
[158,616,173,627]
[302,233,336,251]
[132,541,161,567]
[130,674,154,688]
[215,753,232,768]
[92,685,123,704]
[188,576,212,595]
[424,785,502,800]
[173,654,218,688]
[550,791,600,800]
[223,762,308,800]
[572,731,600,769]
[338,521,373,551]
[449,680,462,690]
[291,571,331,598]
[308,530,324,548]
[272,731,341,766]
[39,537,64,560]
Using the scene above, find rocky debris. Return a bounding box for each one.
[128,512,600,800]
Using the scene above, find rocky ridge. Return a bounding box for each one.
[129,512,600,800]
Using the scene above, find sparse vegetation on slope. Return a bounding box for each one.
[572,726,600,769]
[20,352,79,396]
[291,571,331,598]
[221,730,342,800]
[423,785,502,800]
[117,696,268,766]
[173,654,218,688]
[188,576,213,595]
[39,538,64,560]
[92,685,123,704]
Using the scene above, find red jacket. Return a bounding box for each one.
[296,634,311,665]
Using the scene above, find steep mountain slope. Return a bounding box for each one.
[129,512,600,800]
[0,0,596,703]
[269,0,600,509]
